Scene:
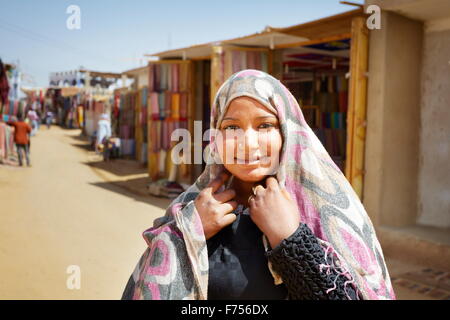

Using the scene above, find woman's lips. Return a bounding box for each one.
[234,156,270,165]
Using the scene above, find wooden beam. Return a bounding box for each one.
[223,45,270,52]
[190,55,212,61]
[345,17,369,200]
[275,33,351,49]
[339,1,364,8]
[273,9,363,34]
[210,46,223,107]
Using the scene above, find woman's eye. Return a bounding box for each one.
[223,125,239,130]
[259,123,275,129]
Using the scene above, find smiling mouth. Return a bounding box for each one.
[234,156,269,165]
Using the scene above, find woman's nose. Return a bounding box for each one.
[243,128,259,151]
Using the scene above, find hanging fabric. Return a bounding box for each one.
[158,92,165,119]
[164,91,172,119]
[255,51,262,70]
[158,149,167,174]
[180,92,188,120]
[150,92,159,120]
[166,64,171,91]
[172,64,180,92]
[161,120,169,151]
[171,93,180,120]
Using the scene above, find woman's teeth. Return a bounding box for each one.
[235,156,269,164]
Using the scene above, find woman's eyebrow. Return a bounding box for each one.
[255,115,277,119]
[222,115,277,121]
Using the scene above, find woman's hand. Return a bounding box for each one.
[249,177,300,249]
[194,172,238,240]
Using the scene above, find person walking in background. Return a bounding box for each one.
[96,113,111,154]
[27,108,39,136]
[7,113,32,167]
[45,111,53,129]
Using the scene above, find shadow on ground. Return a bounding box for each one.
[71,143,94,152]
[89,178,171,211]
[67,131,173,215]
[66,133,91,143]
[83,159,147,177]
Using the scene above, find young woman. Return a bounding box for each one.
[122,70,395,300]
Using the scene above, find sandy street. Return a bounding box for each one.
[0,126,169,299]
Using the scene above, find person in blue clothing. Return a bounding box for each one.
[96,113,112,154]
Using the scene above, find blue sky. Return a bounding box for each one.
[0,0,364,87]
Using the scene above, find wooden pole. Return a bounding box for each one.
[345,16,369,200]
[210,46,223,107]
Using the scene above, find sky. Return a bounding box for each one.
[0,0,364,87]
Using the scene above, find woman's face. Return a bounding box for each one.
[216,97,282,182]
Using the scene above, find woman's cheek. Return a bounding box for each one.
[218,139,236,165]
[260,131,282,166]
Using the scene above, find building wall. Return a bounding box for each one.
[364,11,423,227]
[137,70,149,89]
[417,25,450,227]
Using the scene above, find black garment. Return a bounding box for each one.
[266,223,359,300]
[207,213,288,300]
[207,211,359,300]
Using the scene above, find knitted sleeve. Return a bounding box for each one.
[265,223,360,300]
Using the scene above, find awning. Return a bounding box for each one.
[61,87,81,97]
[147,31,309,60]
[92,94,112,102]
[146,9,363,60]
[146,42,213,60]
[122,66,148,76]
[21,87,47,96]
[78,69,122,79]
[223,30,308,49]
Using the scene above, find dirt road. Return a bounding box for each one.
[0,126,168,299]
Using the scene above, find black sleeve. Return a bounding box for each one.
[265,223,360,300]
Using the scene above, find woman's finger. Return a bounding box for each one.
[213,188,236,203]
[253,184,265,196]
[248,194,256,207]
[218,200,238,215]
[265,176,280,191]
[219,213,237,228]
[281,187,292,200]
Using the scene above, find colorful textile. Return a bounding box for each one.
[0,122,6,159]
[150,93,159,120]
[0,59,9,106]
[158,92,165,119]
[120,139,135,156]
[123,70,395,300]
[164,91,172,119]
[180,92,188,120]
[229,50,268,74]
[171,93,180,120]
[179,63,188,92]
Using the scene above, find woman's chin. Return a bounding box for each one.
[230,166,273,182]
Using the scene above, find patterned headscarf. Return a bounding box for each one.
[123,69,396,300]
